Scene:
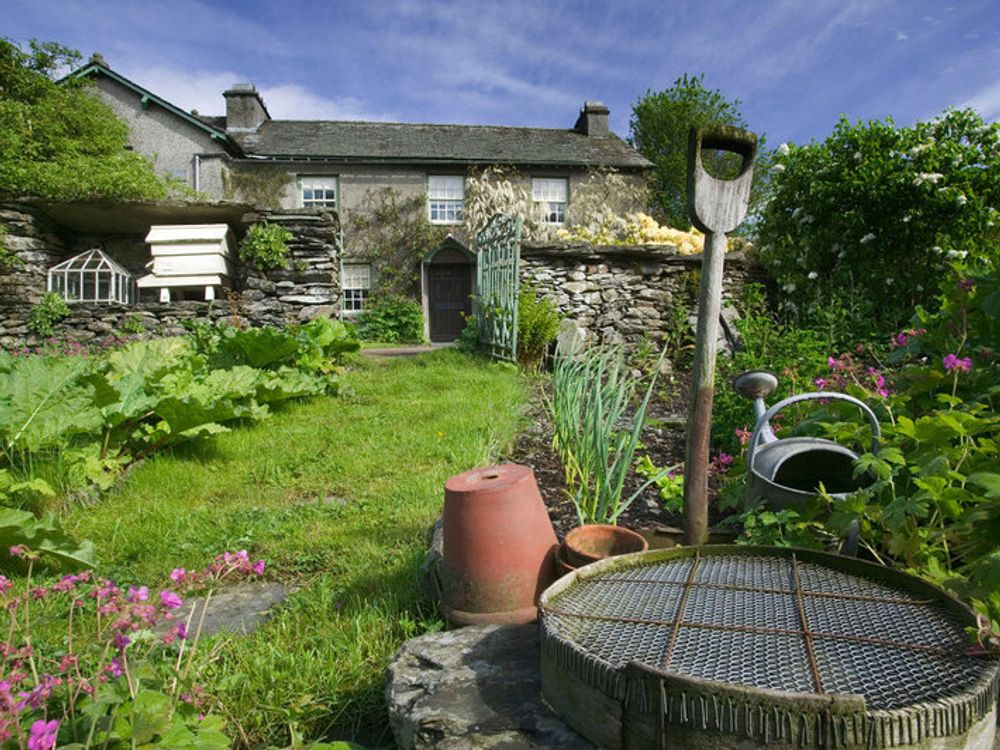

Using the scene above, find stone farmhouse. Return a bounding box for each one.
[68,54,652,340]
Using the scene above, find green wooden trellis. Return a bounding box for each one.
[475,213,522,362]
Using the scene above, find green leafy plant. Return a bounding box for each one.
[757,108,1000,344]
[239,222,293,272]
[516,285,560,370]
[0,39,168,201]
[547,345,670,525]
[345,188,447,297]
[455,314,480,354]
[27,292,70,337]
[355,294,424,344]
[120,314,146,335]
[635,455,684,513]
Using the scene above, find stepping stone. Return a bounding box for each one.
[385,623,592,749]
[166,581,288,638]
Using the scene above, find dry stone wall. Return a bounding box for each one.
[0,204,341,347]
[520,242,766,348]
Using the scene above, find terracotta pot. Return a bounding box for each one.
[555,544,577,578]
[439,464,558,626]
[638,524,740,549]
[562,524,648,568]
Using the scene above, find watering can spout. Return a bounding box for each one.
[734,371,779,445]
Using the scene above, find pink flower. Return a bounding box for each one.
[8,546,26,558]
[105,658,123,678]
[27,719,59,750]
[170,568,186,584]
[160,590,183,610]
[252,560,266,575]
[943,353,973,373]
[127,585,149,602]
[0,577,12,595]
[734,427,752,446]
[813,377,829,389]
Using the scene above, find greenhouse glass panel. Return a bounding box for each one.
[47,249,135,305]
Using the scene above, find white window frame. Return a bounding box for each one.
[298,175,339,209]
[341,263,371,314]
[532,177,568,224]
[428,175,464,224]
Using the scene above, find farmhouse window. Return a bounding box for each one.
[299,176,339,208]
[342,263,371,313]
[48,249,135,305]
[428,176,464,224]
[532,178,568,224]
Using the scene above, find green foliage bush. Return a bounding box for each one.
[0,39,167,201]
[355,294,424,344]
[0,322,358,511]
[27,291,70,337]
[757,108,1000,344]
[238,221,293,271]
[516,285,561,370]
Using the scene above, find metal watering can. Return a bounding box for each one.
[734,371,880,518]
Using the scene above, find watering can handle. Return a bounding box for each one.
[745,392,881,471]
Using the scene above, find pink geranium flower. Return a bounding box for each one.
[943,353,973,373]
[160,590,183,610]
[27,719,59,750]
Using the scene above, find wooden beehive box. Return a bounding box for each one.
[138,224,236,301]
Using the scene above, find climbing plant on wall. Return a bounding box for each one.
[345,188,447,297]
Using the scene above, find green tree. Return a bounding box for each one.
[629,74,761,228]
[757,109,1000,344]
[0,38,167,200]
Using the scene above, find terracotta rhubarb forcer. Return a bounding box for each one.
[440,464,558,626]
[562,524,648,569]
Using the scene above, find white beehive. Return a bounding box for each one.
[138,224,236,301]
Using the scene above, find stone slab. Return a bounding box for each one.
[385,624,593,749]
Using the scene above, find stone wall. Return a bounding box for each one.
[520,241,767,347]
[0,203,340,347]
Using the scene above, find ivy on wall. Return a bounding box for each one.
[221,165,291,209]
[345,188,447,297]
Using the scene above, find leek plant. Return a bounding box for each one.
[548,345,671,525]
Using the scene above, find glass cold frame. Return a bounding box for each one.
[47,249,135,305]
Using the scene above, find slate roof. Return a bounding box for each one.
[234,120,651,169]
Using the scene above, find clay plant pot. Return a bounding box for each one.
[562,524,648,569]
[439,464,558,626]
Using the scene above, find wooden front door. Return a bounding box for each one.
[427,263,472,342]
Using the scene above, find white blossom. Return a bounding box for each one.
[932,246,944,254]
[946,249,968,259]
[956,194,967,206]
[777,143,790,156]
[837,250,847,259]
[783,282,796,293]
[885,277,894,285]
[791,207,803,219]
[909,142,933,156]
[913,172,944,186]
[902,214,912,223]
[807,271,819,280]
[860,233,877,244]
[772,164,786,173]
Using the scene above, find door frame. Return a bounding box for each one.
[421,239,477,342]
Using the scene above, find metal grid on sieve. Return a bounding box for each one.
[540,551,994,711]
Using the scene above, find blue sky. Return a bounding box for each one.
[4,0,999,147]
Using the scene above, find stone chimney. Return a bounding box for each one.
[574,101,610,137]
[223,84,270,132]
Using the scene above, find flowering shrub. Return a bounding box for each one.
[756,108,1000,344]
[463,166,550,240]
[0,548,266,747]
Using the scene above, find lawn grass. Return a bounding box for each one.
[63,349,528,746]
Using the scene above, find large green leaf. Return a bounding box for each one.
[0,507,96,570]
[219,326,300,369]
[0,356,101,452]
[108,337,191,382]
[154,367,266,437]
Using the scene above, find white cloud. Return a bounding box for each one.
[896,30,909,41]
[125,66,395,121]
[961,81,1000,119]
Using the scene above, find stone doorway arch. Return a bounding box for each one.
[422,238,475,342]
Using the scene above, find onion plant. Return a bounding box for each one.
[548,345,671,525]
